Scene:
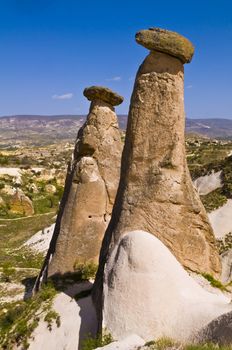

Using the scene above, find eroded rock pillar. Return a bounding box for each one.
[93,28,221,330]
[35,86,123,289]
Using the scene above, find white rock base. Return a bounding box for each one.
[102,230,231,342]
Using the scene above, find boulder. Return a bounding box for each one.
[10,190,34,216]
[1,185,16,196]
[135,27,194,63]
[101,230,231,342]
[27,183,39,194]
[196,311,232,345]
[34,86,123,289]
[83,86,124,106]
[45,184,57,194]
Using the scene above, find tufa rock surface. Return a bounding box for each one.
[83,86,124,106]
[101,231,231,342]
[45,184,56,194]
[195,311,232,345]
[10,189,34,216]
[93,28,221,331]
[35,86,123,288]
[135,27,194,63]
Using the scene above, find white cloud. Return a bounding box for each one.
[52,93,74,100]
[106,76,122,81]
[186,85,193,89]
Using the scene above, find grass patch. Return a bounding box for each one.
[185,344,232,350]
[143,338,232,350]
[81,332,113,350]
[201,273,228,292]
[50,262,98,290]
[0,212,55,268]
[44,310,61,331]
[0,282,58,349]
[217,232,232,254]
[200,188,227,213]
[73,261,98,281]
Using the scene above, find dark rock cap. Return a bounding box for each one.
[135,27,194,64]
[83,86,124,106]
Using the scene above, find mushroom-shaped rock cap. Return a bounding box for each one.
[83,86,124,106]
[135,27,194,64]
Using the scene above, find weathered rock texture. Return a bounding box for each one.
[101,231,231,342]
[35,86,123,288]
[10,189,34,216]
[135,27,194,63]
[196,311,232,345]
[93,28,221,330]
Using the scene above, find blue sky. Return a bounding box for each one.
[0,0,232,118]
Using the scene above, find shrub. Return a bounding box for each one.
[81,332,113,350]
[1,262,16,283]
[201,273,228,291]
[73,261,98,280]
[44,310,61,331]
[0,282,57,348]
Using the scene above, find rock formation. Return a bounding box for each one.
[93,27,221,332]
[101,230,231,342]
[35,86,123,289]
[10,189,34,216]
[45,184,56,194]
[196,311,232,345]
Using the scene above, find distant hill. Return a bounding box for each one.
[186,118,232,139]
[0,115,86,147]
[0,115,232,147]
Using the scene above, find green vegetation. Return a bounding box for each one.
[0,212,55,269]
[186,139,232,213]
[0,282,57,349]
[217,232,232,254]
[81,332,113,350]
[144,337,178,349]
[0,263,16,283]
[50,262,98,291]
[185,345,232,350]
[200,188,227,213]
[44,310,61,331]
[186,139,232,175]
[73,261,98,280]
[201,273,228,292]
[143,338,232,350]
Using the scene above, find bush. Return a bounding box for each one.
[200,188,227,213]
[73,261,98,280]
[44,310,61,331]
[0,282,57,348]
[81,332,113,350]
[1,262,16,283]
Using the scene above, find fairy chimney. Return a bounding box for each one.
[93,28,221,330]
[35,86,123,289]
